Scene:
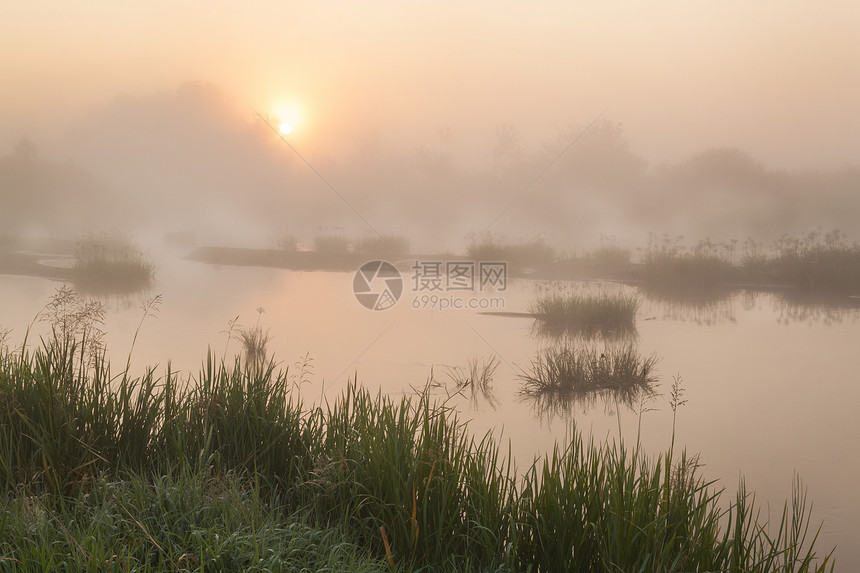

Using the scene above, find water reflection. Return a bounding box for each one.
[425,355,500,411]
[641,282,860,327]
[530,320,638,343]
[71,282,156,311]
[768,291,860,325]
[520,381,657,421]
[638,283,736,325]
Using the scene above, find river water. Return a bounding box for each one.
[1,250,857,567]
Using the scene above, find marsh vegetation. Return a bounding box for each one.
[353,233,411,256]
[529,284,640,338]
[0,289,836,571]
[519,343,657,405]
[312,232,352,254]
[441,354,500,409]
[72,233,154,294]
[640,229,860,295]
[466,233,556,270]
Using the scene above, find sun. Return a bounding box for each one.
[272,102,302,136]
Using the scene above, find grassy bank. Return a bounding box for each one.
[0,471,387,572]
[0,295,835,571]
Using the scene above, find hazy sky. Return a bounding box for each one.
[2,1,859,168]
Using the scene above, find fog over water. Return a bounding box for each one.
[2,1,859,249]
[2,1,860,568]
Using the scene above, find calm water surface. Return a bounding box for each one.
[1,251,858,567]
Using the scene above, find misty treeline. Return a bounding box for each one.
[2,82,859,249]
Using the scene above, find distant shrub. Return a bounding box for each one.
[583,245,631,267]
[765,229,860,293]
[276,234,299,251]
[466,233,555,268]
[313,233,351,253]
[641,234,736,287]
[353,233,410,256]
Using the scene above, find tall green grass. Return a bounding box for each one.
[0,290,836,571]
[306,382,516,568]
[0,470,388,572]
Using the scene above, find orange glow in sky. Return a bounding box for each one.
[1,1,858,168]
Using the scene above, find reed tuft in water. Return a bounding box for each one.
[519,343,657,400]
[444,355,500,409]
[530,286,639,338]
[72,232,154,294]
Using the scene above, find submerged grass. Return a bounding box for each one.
[0,290,837,571]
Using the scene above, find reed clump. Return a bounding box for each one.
[72,232,154,294]
[443,355,500,409]
[519,343,657,399]
[529,286,639,338]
